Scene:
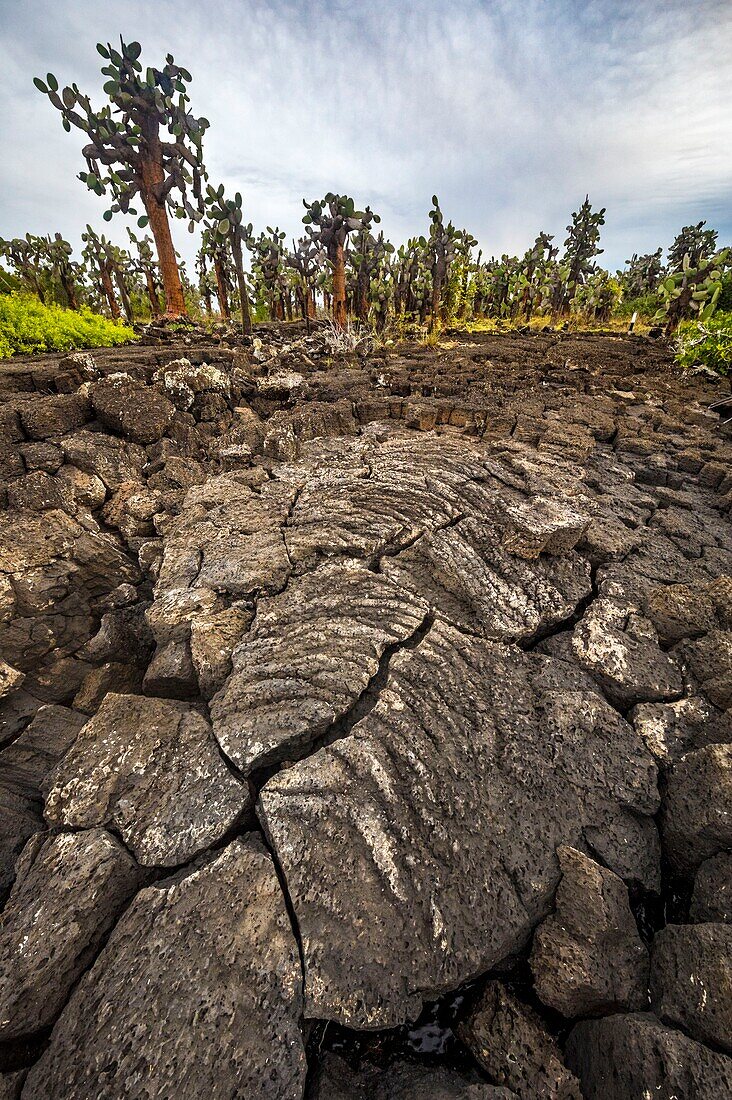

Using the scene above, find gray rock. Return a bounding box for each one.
[259,620,659,1028]
[661,744,732,875]
[630,696,721,768]
[23,838,307,1099]
[456,980,581,1098]
[0,829,139,1039]
[565,1012,732,1099]
[380,517,591,644]
[309,1054,513,1099]
[17,393,91,440]
[529,846,649,1017]
[650,923,732,1052]
[44,693,250,866]
[211,561,429,774]
[0,704,85,894]
[691,853,732,923]
[89,375,175,445]
[60,430,145,491]
[570,598,683,709]
[679,629,732,709]
[0,660,24,700]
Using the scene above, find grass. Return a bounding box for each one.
[0,294,135,358]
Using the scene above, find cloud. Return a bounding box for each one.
[1,0,730,274]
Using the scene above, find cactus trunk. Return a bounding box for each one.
[230,235,252,335]
[139,123,187,318]
[330,240,347,327]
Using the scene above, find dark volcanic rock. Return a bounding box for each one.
[0,829,139,1039]
[565,1012,732,1099]
[569,598,683,709]
[456,980,581,1098]
[0,704,86,894]
[259,619,659,1028]
[630,696,722,768]
[661,744,732,876]
[89,375,175,444]
[44,693,250,867]
[650,923,732,1052]
[691,853,732,923]
[309,1054,513,1099]
[211,561,429,774]
[529,846,649,1017]
[23,837,306,1099]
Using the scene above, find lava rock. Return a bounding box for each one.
[661,743,732,876]
[44,693,250,866]
[211,561,429,774]
[259,620,659,1028]
[23,837,306,1099]
[456,980,581,1098]
[89,375,175,445]
[570,598,683,709]
[565,1012,732,1098]
[0,829,139,1039]
[529,846,649,1017]
[650,923,732,1052]
[0,704,86,895]
[691,852,732,923]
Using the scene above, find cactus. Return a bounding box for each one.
[303,194,379,327]
[667,221,718,272]
[656,248,729,333]
[249,228,288,320]
[127,228,162,317]
[622,249,663,298]
[205,185,253,333]
[35,38,208,317]
[553,196,605,314]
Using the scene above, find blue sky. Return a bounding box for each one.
[1,0,730,272]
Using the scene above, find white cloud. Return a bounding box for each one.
[1,0,730,274]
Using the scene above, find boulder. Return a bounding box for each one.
[661,744,732,875]
[0,660,24,701]
[0,829,139,1039]
[44,693,250,866]
[650,923,732,1052]
[456,980,581,1098]
[630,696,722,767]
[89,375,175,445]
[529,846,648,1017]
[691,852,732,923]
[23,838,307,1099]
[679,629,732,709]
[566,1012,732,1099]
[570,598,683,709]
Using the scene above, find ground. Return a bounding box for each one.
[0,325,731,1098]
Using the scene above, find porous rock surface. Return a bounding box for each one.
[44,692,250,866]
[529,845,649,1017]
[22,837,307,1099]
[1,329,731,1093]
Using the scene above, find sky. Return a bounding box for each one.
[1,0,731,274]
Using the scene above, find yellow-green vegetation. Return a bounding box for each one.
[0,294,134,358]
[675,312,732,376]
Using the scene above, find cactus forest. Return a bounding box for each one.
[0,37,728,355]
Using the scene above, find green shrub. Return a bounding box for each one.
[674,312,732,376]
[0,294,134,358]
[614,293,659,319]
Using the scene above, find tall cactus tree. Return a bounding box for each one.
[622,248,663,298]
[35,38,209,317]
[303,194,379,327]
[558,196,606,313]
[667,221,718,272]
[44,234,82,310]
[205,185,253,333]
[0,235,48,302]
[81,225,122,318]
